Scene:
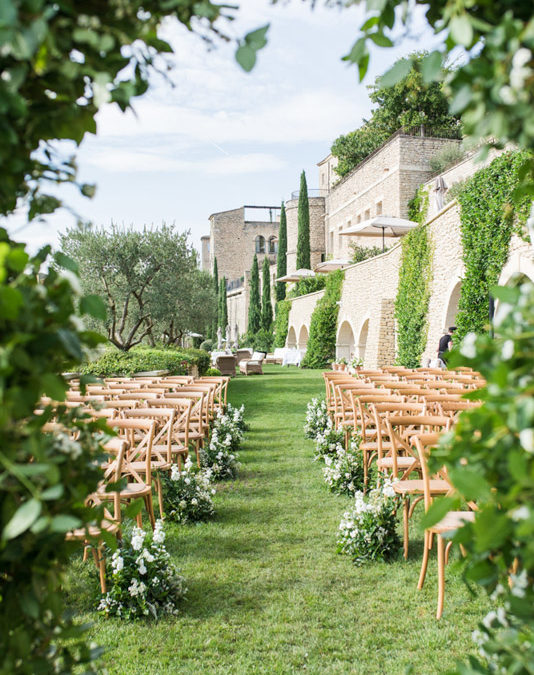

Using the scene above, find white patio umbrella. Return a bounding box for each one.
[314,259,350,274]
[339,216,418,251]
[276,268,316,283]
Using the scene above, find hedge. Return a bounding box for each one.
[81,347,210,377]
[273,300,290,348]
[302,270,344,368]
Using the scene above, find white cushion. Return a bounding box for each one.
[251,351,265,361]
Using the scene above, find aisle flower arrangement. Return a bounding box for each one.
[337,481,400,565]
[200,405,245,480]
[304,397,331,440]
[314,426,345,462]
[99,521,186,619]
[323,437,367,496]
[161,459,215,523]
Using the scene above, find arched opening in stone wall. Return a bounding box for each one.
[287,326,297,348]
[443,280,462,331]
[336,320,355,361]
[255,235,265,254]
[357,319,369,363]
[298,325,309,350]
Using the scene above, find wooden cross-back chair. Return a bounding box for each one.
[66,438,127,593]
[334,381,377,432]
[350,392,404,488]
[198,376,230,410]
[414,434,476,618]
[116,391,161,402]
[385,415,451,560]
[148,397,194,466]
[102,418,157,530]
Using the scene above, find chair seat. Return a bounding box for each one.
[129,460,172,472]
[98,483,151,499]
[361,441,392,452]
[66,520,120,539]
[377,456,415,469]
[393,479,449,495]
[430,510,476,534]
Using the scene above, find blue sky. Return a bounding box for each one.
[7,1,436,255]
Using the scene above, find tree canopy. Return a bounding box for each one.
[275,202,287,302]
[60,223,215,349]
[296,171,311,269]
[331,53,460,178]
[261,255,273,330]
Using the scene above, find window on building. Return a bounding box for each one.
[255,235,265,254]
[364,209,370,220]
[356,214,361,224]
[347,219,351,230]
[376,201,383,215]
[329,230,334,252]
[268,236,277,254]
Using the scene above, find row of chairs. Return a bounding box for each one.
[39,374,230,592]
[323,366,482,618]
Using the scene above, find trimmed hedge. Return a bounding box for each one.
[273,300,290,348]
[81,347,210,377]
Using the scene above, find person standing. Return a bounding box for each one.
[437,326,456,365]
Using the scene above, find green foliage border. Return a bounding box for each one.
[302,271,344,369]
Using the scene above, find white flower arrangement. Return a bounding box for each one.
[98,520,186,619]
[314,425,345,462]
[200,404,245,480]
[337,480,400,565]
[304,397,331,440]
[322,437,368,496]
[161,457,215,523]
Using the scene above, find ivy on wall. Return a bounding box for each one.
[455,151,531,339]
[302,270,344,369]
[395,186,432,368]
[273,300,290,348]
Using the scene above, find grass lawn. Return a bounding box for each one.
[65,365,488,674]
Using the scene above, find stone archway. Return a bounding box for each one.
[336,320,355,361]
[298,325,309,350]
[357,318,369,363]
[287,326,297,348]
[499,250,534,286]
[442,279,462,332]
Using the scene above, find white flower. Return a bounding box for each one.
[499,85,517,105]
[184,477,191,485]
[131,528,145,551]
[138,560,147,575]
[112,554,124,572]
[519,428,534,454]
[171,465,181,481]
[179,500,187,509]
[460,332,477,359]
[501,339,514,360]
[510,505,530,521]
[191,498,198,506]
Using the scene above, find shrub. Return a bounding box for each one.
[161,460,215,523]
[349,243,387,264]
[273,300,291,348]
[322,437,371,497]
[337,481,400,565]
[200,339,214,352]
[81,346,210,377]
[304,397,331,440]
[240,328,273,353]
[0,230,111,672]
[302,270,344,369]
[205,367,222,376]
[287,276,326,298]
[98,521,186,619]
[200,406,246,480]
[314,426,345,462]
[429,142,465,173]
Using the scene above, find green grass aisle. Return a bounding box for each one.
[67,365,488,674]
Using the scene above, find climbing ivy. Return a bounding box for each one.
[302,271,344,369]
[273,300,291,348]
[395,186,431,368]
[455,151,531,340]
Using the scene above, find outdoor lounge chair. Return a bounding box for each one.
[239,351,265,376]
[215,354,237,376]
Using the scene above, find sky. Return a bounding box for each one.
[6,0,437,256]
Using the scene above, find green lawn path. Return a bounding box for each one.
[66,365,488,674]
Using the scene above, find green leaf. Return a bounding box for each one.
[490,285,519,304]
[123,498,144,519]
[369,32,393,48]
[236,24,269,72]
[0,286,23,319]
[449,467,491,501]
[421,51,442,83]
[50,514,82,533]
[449,15,474,47]
[3,499,42,540]
[54,251,78,273]
[80,294,107,320]
[41,373,68,401]
[7,248,29,272]
[41,484,64,500]
[379,58,412,87]
[244,24,269,50]
[420,496,457,529]
[235,45,256,73]
[342,38,366,65]
[450,85,472,115]
[57,328,83,360]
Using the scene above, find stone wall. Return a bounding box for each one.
[200,236,210,272]
[286,289,325,349]
[286,196,325,275]
[208,207,278,284]
[227,286,248,338]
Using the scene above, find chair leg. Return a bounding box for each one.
[144,494,156,530]
[418,530,430,590]
[403,497,410,560]
[437,534,446,619]
[97,544,107,594]
[156,475,165,519]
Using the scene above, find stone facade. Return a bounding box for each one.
[286,290,325,349]
[285,196,325,275]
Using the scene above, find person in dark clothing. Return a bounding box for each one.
[438,326,457,364]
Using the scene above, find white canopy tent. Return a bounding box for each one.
[314,259,350,273]
[339,216,418,251]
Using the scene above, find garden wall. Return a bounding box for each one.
[286,289,325,349]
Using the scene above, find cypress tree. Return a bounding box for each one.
[247,254,261,334]
[210,257,219,339]
[261,256,273,330]
[296,170,311,269]
[218,277,228,329]
[275,202,287,301]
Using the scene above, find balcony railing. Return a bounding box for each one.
[226,277,244,292]
[290,188,328,200]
